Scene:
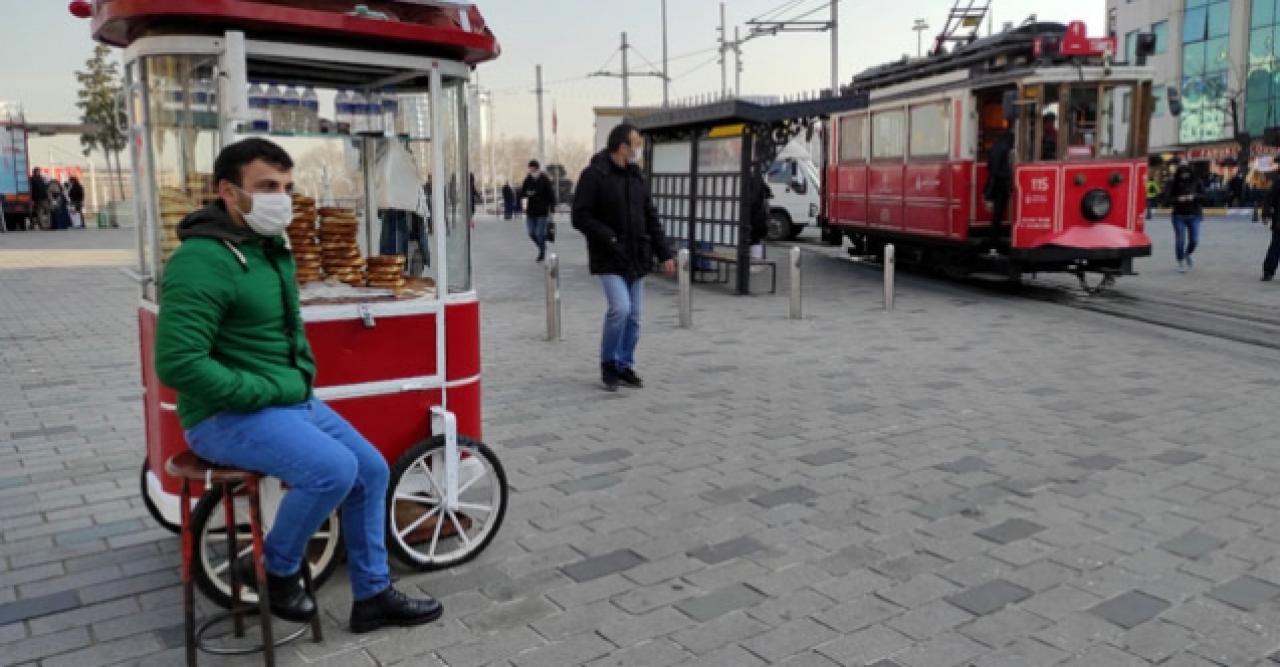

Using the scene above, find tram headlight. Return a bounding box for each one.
[1082,189,1112,221]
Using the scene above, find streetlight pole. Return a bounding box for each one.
[913,19,930,58]
[661,0,669,107]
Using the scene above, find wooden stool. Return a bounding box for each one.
[165,451,323,666]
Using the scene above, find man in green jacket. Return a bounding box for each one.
[155,138,441,632]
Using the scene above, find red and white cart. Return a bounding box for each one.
[77,0,509,608]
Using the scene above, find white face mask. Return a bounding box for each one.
[235,188,292,236]
[627,144,642,165]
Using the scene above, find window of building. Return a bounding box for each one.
[1125,30,1138,63]
[1152,21,1169,54]
[871,109,905,160]
[1181,0,1232,144]
[1248,1,1280,136]
[1153,85,1165,117]
[908,102,949,157]
[837,114,865,162]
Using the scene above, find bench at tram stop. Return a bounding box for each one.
[687,241,778,294]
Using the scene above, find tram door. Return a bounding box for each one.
[973,86,1016,232]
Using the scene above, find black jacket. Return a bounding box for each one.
[1265,177,1280,222]
[1163,168,1203,217]
[521,172,555,217]
[984,132,1015,200]
[572,150,673,278]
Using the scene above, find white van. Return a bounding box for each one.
[763,143,822,241]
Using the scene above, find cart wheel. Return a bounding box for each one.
[190,483,342,609]
[140,458,181,535]
[387,436,508,571]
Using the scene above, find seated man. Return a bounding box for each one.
[155,138,442,633]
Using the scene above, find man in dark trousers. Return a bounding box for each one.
[29,168,47,230]
[1164,161,1203,272]
[521,160,555,262]
[1262,171,1280,281]
[985,129,1015,235]
[155,138,442,632]
[572,124,674,392]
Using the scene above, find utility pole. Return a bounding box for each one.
[661,0,669,107]
[589,33,665,119]
[534,64,546,168]
[719,3,728,97]
[831,0,839,94]
[734,26,742,97]
[621,32,630,114]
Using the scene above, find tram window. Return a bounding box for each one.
[909,102,950,158]
[1100,83,1136,158]
[838,115,866,162]
[871,109,906,160]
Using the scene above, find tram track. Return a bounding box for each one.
[795,241,1280,352]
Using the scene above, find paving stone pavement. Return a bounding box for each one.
[4,218,1280,666]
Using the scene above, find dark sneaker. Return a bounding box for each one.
[601,363,620,392]
[235,555,316,622]
[617,367,643,388]
[536,252,545,262]
[350,586,443,634]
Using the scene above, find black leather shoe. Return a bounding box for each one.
[617,367,643,388]
[235,555,316,623]
[601,363,620,392]
[350,586,443,634]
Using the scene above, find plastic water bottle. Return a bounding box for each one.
[335,90,352,134]
[302,86,319,133]
[249,84,271,132]
[281,86,301,133]
[381,94,399,136]
[350,90,368,134]
[368,92,385,135]
[266,83,284,134]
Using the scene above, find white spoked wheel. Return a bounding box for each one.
[387,436,508,571]
[190,481,342,609]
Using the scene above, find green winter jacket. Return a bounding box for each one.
[155,201,316,430]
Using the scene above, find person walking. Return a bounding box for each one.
[1145,174,1160,221]
[48,180,72,230]
[1262,172,1280,281]
[1164,162,1203,272]
[521,160,555,262]
[154,138,442,632]
[572,124,674,392]
[67,176,86,227]
[501,182,515,220]
[29,168,48,230]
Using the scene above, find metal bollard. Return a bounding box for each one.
[545,253,562,340]
[789,245,802,320]
[883,243,895,312]
[677,248,692,328]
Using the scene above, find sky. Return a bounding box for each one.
[3,0,1105,168]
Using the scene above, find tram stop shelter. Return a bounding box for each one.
[634,92,868,294]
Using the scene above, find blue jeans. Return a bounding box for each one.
[599,274,643,369]
[1171,214,1201,261]
[185,397,392,601]
[379,211,429,270]
[526,216,548,256]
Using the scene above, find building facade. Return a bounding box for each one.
[1107,0,1269,164]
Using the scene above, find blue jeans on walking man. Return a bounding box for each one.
[526,216,549,260]
[1171,214,1201,266]
[185,397,392,601]
[599,274,643,370]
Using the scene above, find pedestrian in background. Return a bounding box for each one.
[68,176,85,227]
[1261,172,1280,281]
[521,160,554,262]
[1145,175,1160,221]
[29,168,48,230]
[572,124,674,392]
[48,180,72,230]
[501,182,515,220]
[1163,161,1203,273]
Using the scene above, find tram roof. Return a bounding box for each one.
[849,21,1072,92]
[634,92,870,136]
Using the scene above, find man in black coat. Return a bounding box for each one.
[29,168,48,230]
[1262,172,1280,281]
[520,160,555,261]
[572,124,674,392]
[984,129,1015,234]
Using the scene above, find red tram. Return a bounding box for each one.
[821,21,1154,291]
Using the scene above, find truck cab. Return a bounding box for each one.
[764,145,821,241]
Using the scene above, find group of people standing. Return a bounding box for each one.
[28,168,86,230]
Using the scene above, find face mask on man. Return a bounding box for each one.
[234,186,292,236]
[627,142,642,165]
